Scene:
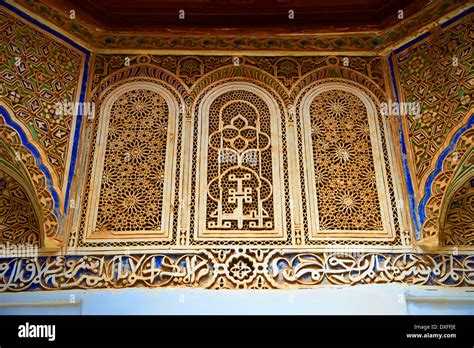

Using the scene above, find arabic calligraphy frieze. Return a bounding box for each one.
[0,250,472,291]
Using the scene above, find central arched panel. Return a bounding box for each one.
[195,82,287,240]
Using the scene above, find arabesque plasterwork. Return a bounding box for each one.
[0,2,473,294]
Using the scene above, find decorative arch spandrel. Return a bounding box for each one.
[420,127,474,246]
[0,116,60,248]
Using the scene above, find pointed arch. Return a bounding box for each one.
[0,166,42,246]
[421,126,474,245]
[0,108,60,247]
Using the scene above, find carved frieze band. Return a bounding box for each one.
[0,251,472,292]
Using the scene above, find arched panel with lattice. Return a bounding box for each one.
[82,82,180,242]
[193,83,288,242]
[296,81,400,245]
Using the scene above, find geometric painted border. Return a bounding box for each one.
[0,0,90,217]
[419,114,474,225]
[8,0,469,54]
[388,55,420,235]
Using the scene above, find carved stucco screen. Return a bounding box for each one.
[80,80,398,249]
[300,84,395,241]
[196,83,286,240]
[84,82,179,242]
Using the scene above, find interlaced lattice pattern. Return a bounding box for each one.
[0,8,84,189]
[295,79,401,246]
[2,2,473,295]
[76,59,403,249]
[0,169,40,245]
[95,89,169,232]
[396,16,473,193]
[206,91,274,231]
[443,178,474,246]
[309,90,383,230]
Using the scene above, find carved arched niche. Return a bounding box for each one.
[420,127,473,247]
[298,83,397,241]
[83,82,180,241]
[1,105,60,249]
[440,149,474,246]
[0,166,42,246]
[194,82,287,241]
[442,177,474,246]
